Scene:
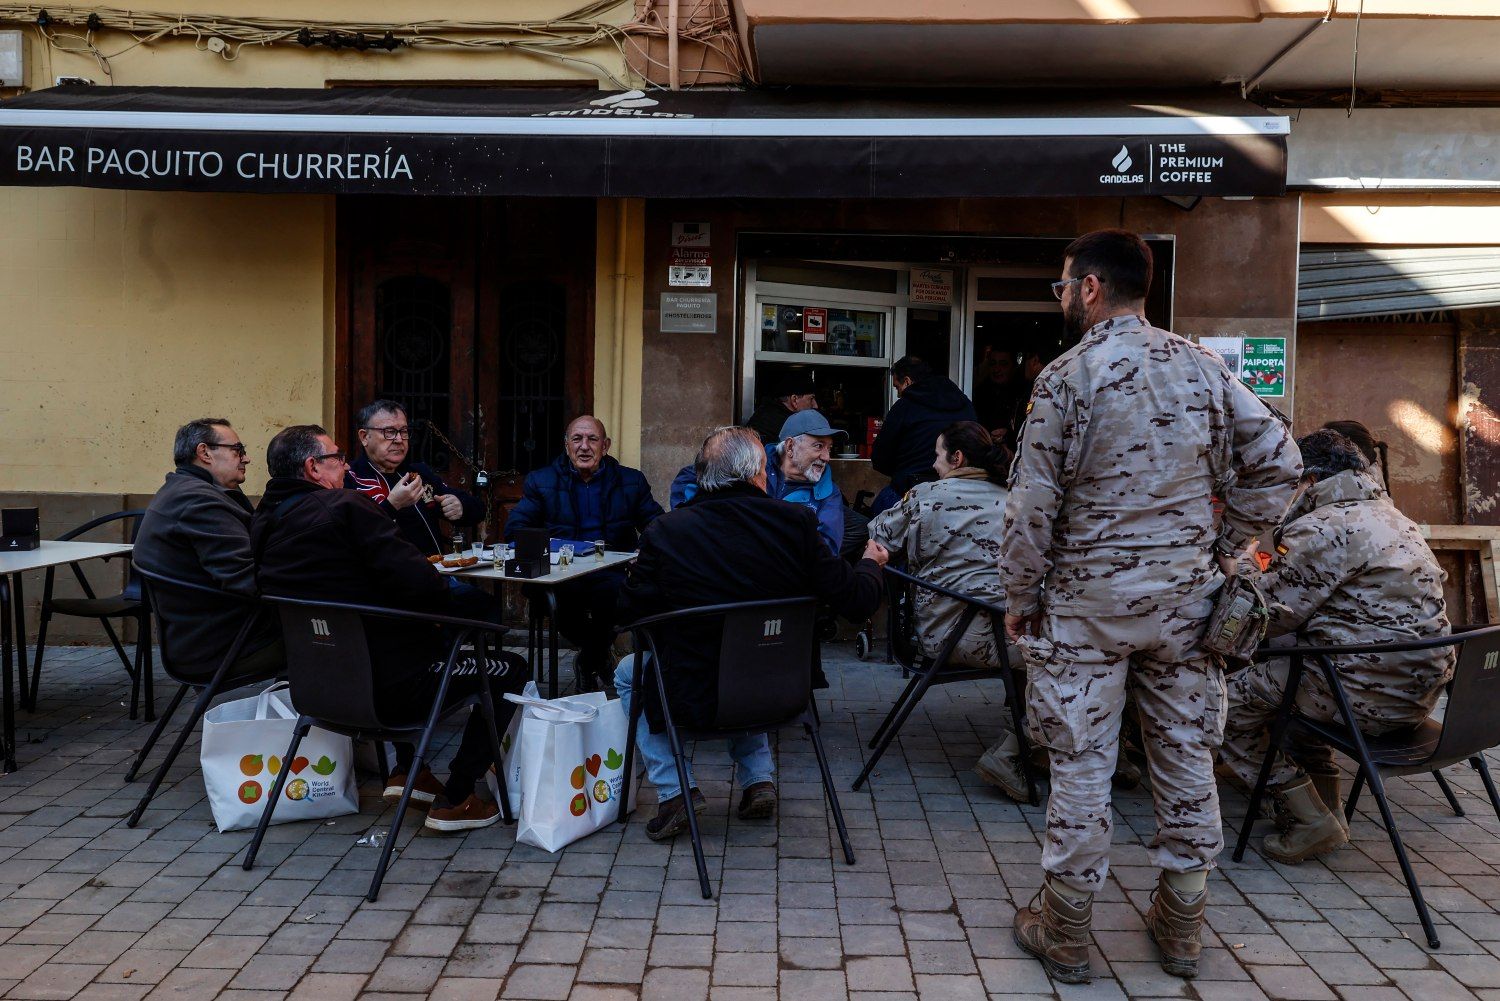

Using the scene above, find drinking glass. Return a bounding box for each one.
[593,539,607,563]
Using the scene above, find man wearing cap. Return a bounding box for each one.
[745,372,820,445]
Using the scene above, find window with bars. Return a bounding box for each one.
[376,275,452,471]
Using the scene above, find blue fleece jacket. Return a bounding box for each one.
[669,444,843,556]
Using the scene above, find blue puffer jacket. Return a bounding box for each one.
[505,454,664,550]
[670,445,843,556]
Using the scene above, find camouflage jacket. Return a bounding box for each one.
[1259,469,1454,724]
[869,469,1008,668]
[999,314,1302,617]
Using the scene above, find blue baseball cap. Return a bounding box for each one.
[779,410,848,442]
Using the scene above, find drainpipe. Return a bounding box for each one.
[667,0,680,90]
[611,199,630,445]
[1242,0,1337,97]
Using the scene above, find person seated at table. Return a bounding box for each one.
[346,399,484,557]
[252,424,527,833]
[134,417,283,677]
[745,370,820,445]
[867,421,1028,798]
[615,425,889,839]
[505,415,664,692]
[671,410,867,562]
[1217,428,1454,864]
[870,355,977,517]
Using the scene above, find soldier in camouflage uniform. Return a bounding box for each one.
[1219,428,1454,863]
[867,422,1029,798]
[999,230,1302,983]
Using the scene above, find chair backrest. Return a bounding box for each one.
[61,509,146,543]
[1430,626,1500,763]
[273,600,385,731]
[712,598,818,730]
[134,563,260,682]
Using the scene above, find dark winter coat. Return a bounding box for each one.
[504,454,664,551]
[871,376,977,493]
[617,482,882,731]
[133,465,277,676]
[346,455,483,557]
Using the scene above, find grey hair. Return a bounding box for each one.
[266,424,329,479]
[355,399,406,429]
[697,426,765,493]
[173,418,233,467]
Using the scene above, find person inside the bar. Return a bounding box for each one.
[505,415,664,693]
[615,425,888,839]
[745,370,820,445]
[870,355,977,516]
[252,424,526,833]
[973,347,1030,447]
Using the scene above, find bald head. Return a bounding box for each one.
[565,414,611,480]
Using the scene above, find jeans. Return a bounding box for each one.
[614,654,774,802]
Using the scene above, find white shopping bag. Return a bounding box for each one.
[491,681,539,816]
[502,689,638,852]
[200,682,360,833]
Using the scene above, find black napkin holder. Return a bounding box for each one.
[508,527,550,578]
[0,507,39,552]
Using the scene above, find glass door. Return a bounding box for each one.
[964,267,1065,449]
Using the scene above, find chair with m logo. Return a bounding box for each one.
[1233,623,1500,949]
[617,596,854,899]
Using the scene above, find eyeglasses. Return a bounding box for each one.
[203,442,248,458]
[362,426,411,441]
[1051,276,1087,300]
[312,452,347,465]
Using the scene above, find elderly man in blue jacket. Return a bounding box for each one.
[506,415,664,692]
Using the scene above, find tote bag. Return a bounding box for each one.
[502,689,637,852]
[200,682,360,832]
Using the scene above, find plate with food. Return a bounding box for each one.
[433,554,483,573]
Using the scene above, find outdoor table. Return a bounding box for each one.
[1419,524,1500,624]
[0,541,134,772]
[451,550,638,698]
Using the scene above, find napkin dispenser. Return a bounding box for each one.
[0,507,40,552]
[506,527,550,579]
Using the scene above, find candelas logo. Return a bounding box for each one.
[536,89,692,119]
[1100,144,1144,185]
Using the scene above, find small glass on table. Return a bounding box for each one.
[593,539,607,563]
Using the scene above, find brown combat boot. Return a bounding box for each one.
[1144,873,1206,979]
[1263,776,1348,863]
[1012,878,1093,983]
[1306,766,1347,836]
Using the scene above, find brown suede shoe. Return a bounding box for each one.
[383,768,447,809]
[1012,879,1093,984]
[423,794,501,833]
[1144,873,1206,979]
[737,782,777,820]
[646,788,707,841]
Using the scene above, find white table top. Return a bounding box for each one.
[0,540,134,576]
[453,549,636,584]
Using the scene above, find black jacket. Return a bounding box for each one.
[346,455,483,557]
[133,466,277,676]
[251,477,452,678]
[872,376,978,493]
[617,482,882,731]
[505,454,664,551]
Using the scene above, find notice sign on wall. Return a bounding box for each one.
[661,292,716,333]
[802,306,828,343]
[910,267,954,306]
[1198,335,1286,398]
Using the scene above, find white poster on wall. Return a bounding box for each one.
[1199,336,1243,379]
[910,267,954,306]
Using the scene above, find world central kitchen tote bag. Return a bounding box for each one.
[502,689,636,852]
[200,682,359,832]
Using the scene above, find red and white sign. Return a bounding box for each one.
[802,306,828,343]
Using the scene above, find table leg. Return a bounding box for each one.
[1,576,15,773]
[547,590,560,700]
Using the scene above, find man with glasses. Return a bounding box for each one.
[347,400,484,558]
[1000,230,1301,983]
[134,418,283,679]
[252,425,526,833]
[505,415,664,693]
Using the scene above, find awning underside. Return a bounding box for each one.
[0,86,1288,199]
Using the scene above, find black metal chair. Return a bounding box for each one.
[126,565,282,827]
[29,510,153,719]
[1232,623,1500,949]
[617,597,854,900]
[852,566,1037,803]
[243,595,516,902]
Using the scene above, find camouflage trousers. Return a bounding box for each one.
[1026,599,1224,895]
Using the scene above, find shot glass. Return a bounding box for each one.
[593,539,607,563]
[559,544,575,566]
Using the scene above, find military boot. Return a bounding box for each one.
[1144,873,1206,979]
[1306,766,1347,836]
[1012,879,1093,983]
[1263,776,1348,863]
[975,732,1029,803]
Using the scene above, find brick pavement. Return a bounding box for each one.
[1,644,1499,999]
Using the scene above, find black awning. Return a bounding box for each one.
[0,86,1288,198]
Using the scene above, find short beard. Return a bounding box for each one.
[803,461,825,483]
[1063,294,1089,341]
